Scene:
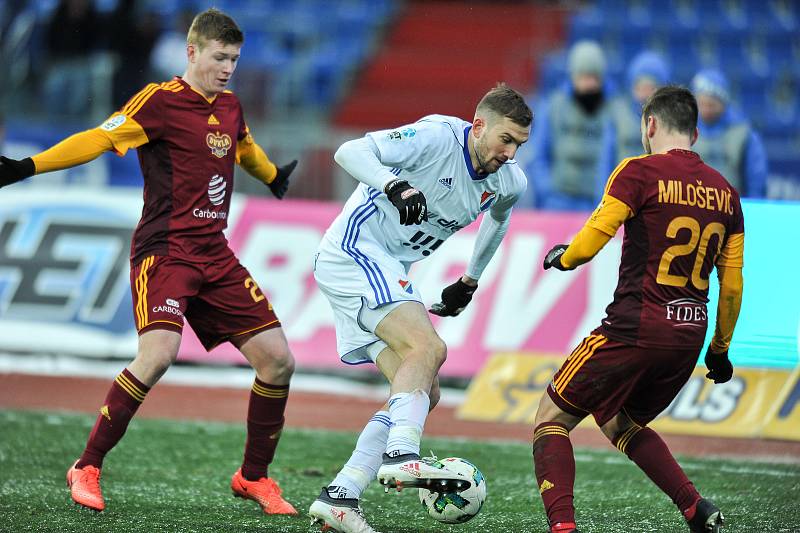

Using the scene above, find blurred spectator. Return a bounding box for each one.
[150,10,195,82]
[526,40,617,211]
[106,0,161,109]
[42,0,102,116]
[611,50,670,161]
[691,68,768,198]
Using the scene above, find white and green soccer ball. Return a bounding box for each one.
[418,457,487,524]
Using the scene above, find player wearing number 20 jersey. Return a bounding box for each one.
[592,149,744,350]
[533,86,742,533]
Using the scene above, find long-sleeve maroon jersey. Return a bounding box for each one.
[100,77,249,264]
[593,149,745,350]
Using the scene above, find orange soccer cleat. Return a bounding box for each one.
[66,461,105,511]
[231,469,298,515]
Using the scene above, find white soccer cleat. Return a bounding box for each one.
[376,453,470,493]
[308,487,381,533]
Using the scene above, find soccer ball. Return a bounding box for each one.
[418,457,487,524]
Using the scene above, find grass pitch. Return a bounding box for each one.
[0,410,798,532]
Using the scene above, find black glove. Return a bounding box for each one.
[0,156,35,188]
[543,244,571,271]
[429,279,476,317]
[704,347,733,384]
[385,179,427,225]
[268,160,297,199]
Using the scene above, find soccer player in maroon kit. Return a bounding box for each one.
[535,86,744,533]
[0,9,299,516]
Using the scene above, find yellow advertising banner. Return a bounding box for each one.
[458,353,799,441]
[761,368,800,440]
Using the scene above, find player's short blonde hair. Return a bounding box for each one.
[187,8,243,49]
[477,83,533,127]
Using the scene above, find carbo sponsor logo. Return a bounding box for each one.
[193,208,227,219]
[152,305,183,316]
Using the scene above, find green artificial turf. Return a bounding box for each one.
[0,410,797,532]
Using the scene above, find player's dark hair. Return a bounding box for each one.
[477,83,533,127]
[187,8,244,48]
[642,85,698,135]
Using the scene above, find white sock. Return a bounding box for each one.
[385,389,430,457]
[329,410,390,499]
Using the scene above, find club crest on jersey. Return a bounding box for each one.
[206,131,232,158]
[398,279,414,294]
[479,190,496,211]
[438,176,454,190]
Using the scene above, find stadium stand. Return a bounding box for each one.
[537,0,799,199]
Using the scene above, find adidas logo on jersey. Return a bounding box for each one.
[438,176,454,190]
[208,114,220,125]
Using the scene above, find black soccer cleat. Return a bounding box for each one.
[686,498,724,532]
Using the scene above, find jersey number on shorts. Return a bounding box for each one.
[244,277,266,303]
[656,216,726,290]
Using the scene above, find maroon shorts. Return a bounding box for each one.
[547,333,699,426]
[130,252,280,351]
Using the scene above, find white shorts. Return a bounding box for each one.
[314,234,424,365]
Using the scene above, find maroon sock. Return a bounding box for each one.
[615,426,700,513]
[241,378,289,481]
[532,422,576,527]
[76,368,149,469]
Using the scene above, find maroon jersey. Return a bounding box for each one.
[593,149,745,349]
[105,78,249,264]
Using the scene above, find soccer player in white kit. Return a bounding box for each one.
[309,84,532,533]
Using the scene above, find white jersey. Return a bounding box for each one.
[322,114,527,269]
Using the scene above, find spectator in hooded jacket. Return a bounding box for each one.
[611,50,671,162]
[691,68,767,198]
[525,40,617,211]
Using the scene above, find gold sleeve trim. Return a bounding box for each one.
[31,129,114,174]
[710,265,743,352]
[716,232,744,268]
[237,137,278,185]
[586,194,634,237]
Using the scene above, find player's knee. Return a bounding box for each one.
[601,415,634,443]
[428,336,447,368]
[269,347,295,379]
[132,350,175,386]
[428,382,441,411]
